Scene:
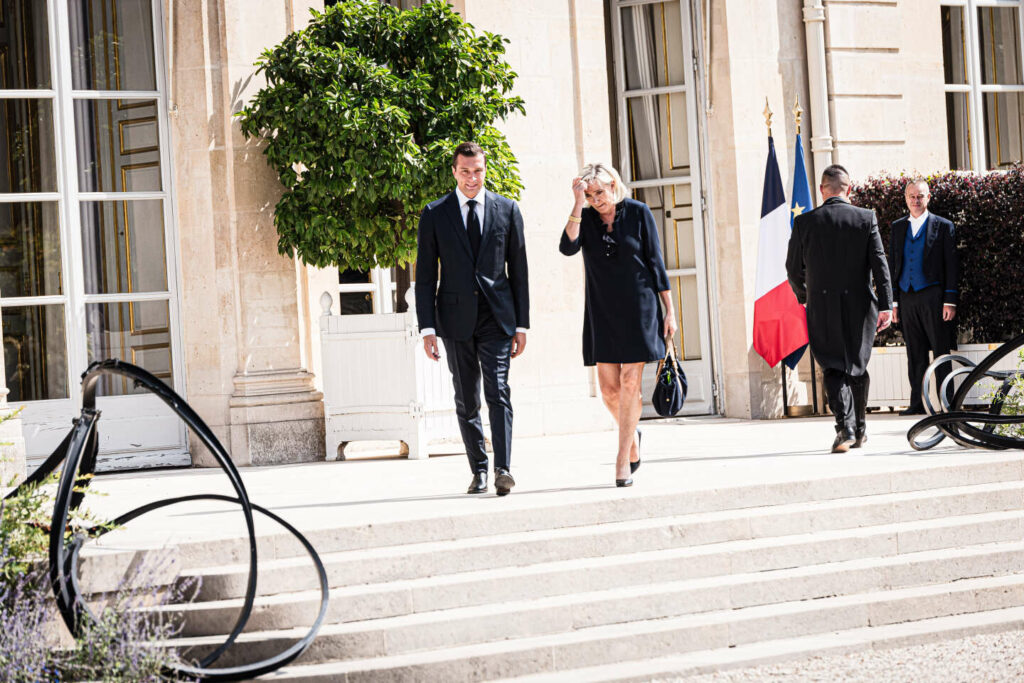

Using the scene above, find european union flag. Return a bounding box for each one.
[782,133,814,370]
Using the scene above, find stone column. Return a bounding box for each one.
[170,0,325,466]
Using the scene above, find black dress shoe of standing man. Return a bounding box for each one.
[467,471,488,494]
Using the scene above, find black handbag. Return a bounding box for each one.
[652,341,687,417]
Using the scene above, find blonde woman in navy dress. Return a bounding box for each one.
[559,163,676,487]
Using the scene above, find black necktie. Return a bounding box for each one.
[466,199,481,261]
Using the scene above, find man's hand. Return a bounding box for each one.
[942,304,956,322]
[877,310,892,331]
[892,307,899,324]
[511,332,527,358]
[423,334,440,361]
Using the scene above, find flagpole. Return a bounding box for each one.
[792,96,820,415]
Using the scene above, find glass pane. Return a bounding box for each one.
[0,201,60,297]
[626,93,690,181]
[68,0,156,91]
[941,6,968,85]
[978,7,1022,85]
[0,98,57,192]
[0,0,52,89]
[2,304,68,401]
[632,184,695,271]
[679,275,701,360]
[620,1,686,90]
[339,292,372,315]
[983,92,1024,170]
[945,92,972,170]
[80,200,166,294]
[74,99,161,192]
[86,299,171,396]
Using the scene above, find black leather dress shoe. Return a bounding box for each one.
[852,430,867,448]
[899,407,925,416]
[832,431,855,453]
[467,472,487,494]
[494,468,515,497]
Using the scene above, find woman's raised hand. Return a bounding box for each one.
[571,177,587,207]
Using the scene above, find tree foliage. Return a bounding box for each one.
[237,0,526,271]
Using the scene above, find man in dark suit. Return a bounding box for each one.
[787,165,893,452]
[415,142,530,496]
[890,178,959,415]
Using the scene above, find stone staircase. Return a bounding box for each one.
[87,455,1024,681]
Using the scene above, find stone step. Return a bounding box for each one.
[212,574,1024,677]
[79,457,1024,586]
[180,497,1024,602]
[165,538,1024,637]
[491,605,1024,683]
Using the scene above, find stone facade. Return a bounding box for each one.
[103,0,966,467]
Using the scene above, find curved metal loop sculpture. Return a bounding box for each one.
[908,332,1024,451]
[4,359,329,681]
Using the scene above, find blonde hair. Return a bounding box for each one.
[578,162,629,203]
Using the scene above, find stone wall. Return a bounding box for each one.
[168,0,326,466]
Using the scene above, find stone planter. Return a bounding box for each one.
[318,288,457,460]
[866,343,1019,409]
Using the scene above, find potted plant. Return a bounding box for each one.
[237,0,526,458]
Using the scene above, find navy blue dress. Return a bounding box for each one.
[560,198,672,366]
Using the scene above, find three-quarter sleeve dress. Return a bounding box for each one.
[559,198,672,366]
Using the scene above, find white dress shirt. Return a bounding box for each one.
[909,210,929,238]
[421,186,527,338]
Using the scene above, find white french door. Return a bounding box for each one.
[610,0,715,416]
[0,0,187,472]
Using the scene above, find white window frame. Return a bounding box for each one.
[942,0,1024,171]
[338,266,396,314]
[0,0,187,468]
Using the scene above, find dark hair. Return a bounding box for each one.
[821,164,851,192]
[452,141,486,168]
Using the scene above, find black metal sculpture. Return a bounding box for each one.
[908,331,1024,451]
[4,359,329,681]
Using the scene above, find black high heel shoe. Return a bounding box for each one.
[616,477,633,487]
[630,429,642,474]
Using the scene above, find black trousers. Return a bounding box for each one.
[442,301,514,473]
[824,369,870,437]
[900,286,953,411]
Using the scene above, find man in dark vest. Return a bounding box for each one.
[889,178,959,415]
[787,165,893,452]
[415,142,530,496]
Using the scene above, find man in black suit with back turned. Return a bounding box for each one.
[890,178,959,415]
[787,165,893,453]
[415,142,530,496]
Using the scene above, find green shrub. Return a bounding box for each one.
[238,0,526,272]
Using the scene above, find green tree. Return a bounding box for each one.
[238,0,525,304]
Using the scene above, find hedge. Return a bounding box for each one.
[850,163,1024,345]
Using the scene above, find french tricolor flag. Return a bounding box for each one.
[753,136,809,369]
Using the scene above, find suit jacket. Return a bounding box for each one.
[889,213,958,306]
[415,190,530,341]
[786,196,893,375]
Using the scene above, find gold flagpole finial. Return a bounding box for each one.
[793,96,804,136]
[763,98,773,136]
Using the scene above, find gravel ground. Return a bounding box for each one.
[675,630,1024,682]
